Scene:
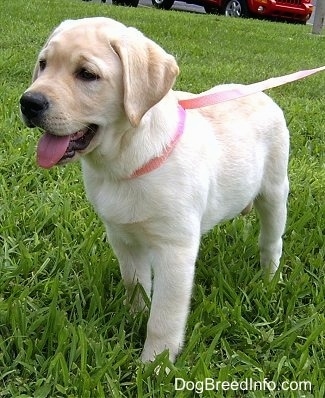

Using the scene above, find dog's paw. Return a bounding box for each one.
[140,349,172,375]
[141,341,178,364]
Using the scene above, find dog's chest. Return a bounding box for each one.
[82,171,153,225]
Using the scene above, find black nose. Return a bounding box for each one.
[20,92,49,121]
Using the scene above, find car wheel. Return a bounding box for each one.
[204,5,221,14]
[113,0,139,6]
[223,0,249,17]
[152,0,175,10]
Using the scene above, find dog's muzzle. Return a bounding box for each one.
[20,91,98,169]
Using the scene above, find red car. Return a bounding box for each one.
[152,0,314,24]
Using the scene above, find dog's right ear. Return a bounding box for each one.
[111,28,179,127]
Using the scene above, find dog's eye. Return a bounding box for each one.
[77,68,99,81]
[39,59,46,71]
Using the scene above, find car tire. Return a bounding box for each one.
[204,5,221,14]
[113,0,139,6]
[223,0,250,17]
[152,0,175,10]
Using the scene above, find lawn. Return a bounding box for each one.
[0,0,324,397]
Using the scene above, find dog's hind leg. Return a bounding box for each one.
[254,176,289,280]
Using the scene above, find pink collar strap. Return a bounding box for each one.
[129,105,186,179]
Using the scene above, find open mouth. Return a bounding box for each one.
[37,124,98,169]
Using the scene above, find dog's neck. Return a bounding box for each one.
[128,105,186,179]
[82,94,183,181]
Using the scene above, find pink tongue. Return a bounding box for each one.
[37,133,71,169]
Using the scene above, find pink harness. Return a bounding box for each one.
[130,65,325,179]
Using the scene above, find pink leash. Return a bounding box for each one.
[130,65,325,178]
[179,65,325,109]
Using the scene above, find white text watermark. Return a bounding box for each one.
[174,377,312,394]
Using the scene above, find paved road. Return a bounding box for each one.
[140,0,205,14]
[140,0,318,24]
[99,0,318,25]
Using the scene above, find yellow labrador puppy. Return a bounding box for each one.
[20,17,289,363]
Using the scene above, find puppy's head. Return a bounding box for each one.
[20,17,179,168]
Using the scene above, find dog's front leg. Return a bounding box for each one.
[107,231,152,313]
[141,240,200,363]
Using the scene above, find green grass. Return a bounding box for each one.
[0,0,324,396]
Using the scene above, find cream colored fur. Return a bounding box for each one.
[21,17,289,363]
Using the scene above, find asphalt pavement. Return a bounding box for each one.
[96,0,318,25]
[140,0,318,24]
[140,0,205,13]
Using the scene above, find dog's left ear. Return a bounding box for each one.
[111,29,179,127]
